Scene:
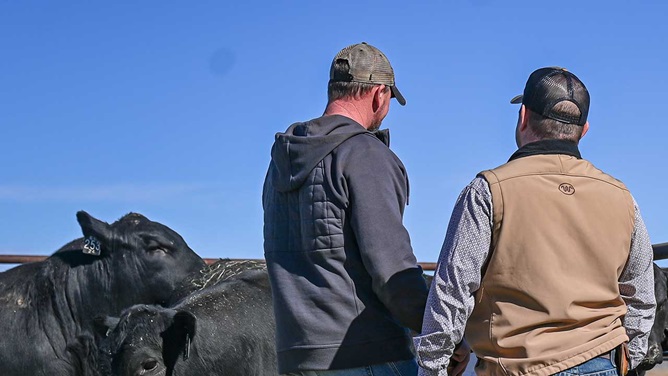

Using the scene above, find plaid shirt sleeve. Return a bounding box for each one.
[620,197,656,369]
[414,177,493,376]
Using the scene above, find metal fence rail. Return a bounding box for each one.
[653,242,668,260]
[0,242,665,271]
[0,254,437,271]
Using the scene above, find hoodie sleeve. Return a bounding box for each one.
[345,135,428,333]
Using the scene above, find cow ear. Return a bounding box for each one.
[77,211,113,255]
[173,311,197,360]
[93,315,120,338]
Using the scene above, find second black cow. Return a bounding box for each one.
[96,260,277,376]
[630,263,668,375]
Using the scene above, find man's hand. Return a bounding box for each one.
[448,339,471,376]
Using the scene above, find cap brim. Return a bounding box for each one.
[510,94,523,104]
[390,85,406,106]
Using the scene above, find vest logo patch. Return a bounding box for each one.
[559,183,575,195]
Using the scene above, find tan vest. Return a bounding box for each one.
[468,154,635,376]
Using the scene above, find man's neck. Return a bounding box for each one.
[323,100,372,129]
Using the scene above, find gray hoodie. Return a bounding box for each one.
[263,115,428,373]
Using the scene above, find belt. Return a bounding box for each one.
[598,349,615,360]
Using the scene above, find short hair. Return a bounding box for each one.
[527,101,586,143]
[327,59,388,102]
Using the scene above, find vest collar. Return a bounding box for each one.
[509,139,582,162]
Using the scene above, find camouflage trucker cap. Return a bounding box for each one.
[329,42,406,106]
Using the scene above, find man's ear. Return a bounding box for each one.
[580,121,590,139]
[371,85,387,112]
[519,105,529,132]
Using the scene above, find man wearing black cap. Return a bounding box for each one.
[414,67,656,376]
[263,42,428,375]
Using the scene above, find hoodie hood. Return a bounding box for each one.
[269,115,389,192]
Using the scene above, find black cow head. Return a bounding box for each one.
[97,305,197,376]
[70,211,205,312]
[633,264,668,374]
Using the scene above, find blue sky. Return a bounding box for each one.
[1,1,667,271]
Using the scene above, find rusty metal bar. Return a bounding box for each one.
[0,243,666,270]
[0,255,48,264]
[0,255,438,271]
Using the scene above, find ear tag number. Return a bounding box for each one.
[83,236,101,256]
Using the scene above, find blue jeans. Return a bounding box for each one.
[286,358,418,376]
[552,355,618,376]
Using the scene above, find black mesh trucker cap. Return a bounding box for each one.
[329,42,406,106]
[510,67,589,126]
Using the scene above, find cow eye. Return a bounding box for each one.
[148,247,167,255]
[140,358,158,372]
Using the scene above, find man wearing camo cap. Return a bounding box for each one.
[263,42,429,375]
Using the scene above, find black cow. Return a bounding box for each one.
[0,211,205,376]
[630,264,668,375]
[96,259,276,376]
